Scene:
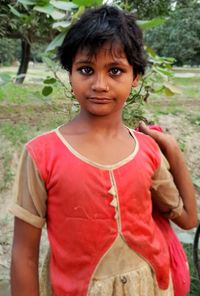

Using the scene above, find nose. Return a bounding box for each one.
[91,73,109,92]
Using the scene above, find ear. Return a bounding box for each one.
[132,74,140,87]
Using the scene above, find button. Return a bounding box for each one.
[120,276,127,284]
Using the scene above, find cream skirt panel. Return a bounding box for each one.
[88,263,174,296]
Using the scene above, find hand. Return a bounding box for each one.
[138,121,179,155]
[138,121,197,229]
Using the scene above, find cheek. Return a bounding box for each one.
[120,84,133,99]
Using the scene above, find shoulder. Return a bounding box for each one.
[132,129,161,168]
[132,129,160,150]
[25,130,61,180]
[26,129,62,157]
[26,130,57,149]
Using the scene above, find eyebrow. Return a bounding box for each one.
[74,60,93,65]
[74,60,129,67]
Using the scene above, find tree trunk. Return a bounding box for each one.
[15,39,31,84]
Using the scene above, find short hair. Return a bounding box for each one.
[58,5,146,75]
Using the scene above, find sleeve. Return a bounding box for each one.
[151,151,183,219]
[9,147,47,228]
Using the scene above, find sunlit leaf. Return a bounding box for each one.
[156,66,173,76]
[72,0,102,6]
[51,10,66,20]
[164,82,182,94]
[137,17,166,30]
[146,47,157,57]
[18,0,36,5]
[164,87,174,96]
[52,21,71,29]
[50,0,77,10]
[153,67,169,78]
[46,31,66,51]
[34,4,54,14]
[8,5,22,17]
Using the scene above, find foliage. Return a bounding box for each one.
[0,38,21,66]
[1,0,183,122]
[145,3,200,66]
[123,47,180,126]
[0,0,19,37]
[117,0,173,19]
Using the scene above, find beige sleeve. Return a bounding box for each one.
[151,152,183,219]
[9,147,47,228]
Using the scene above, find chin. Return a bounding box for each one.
[86,107,116,117]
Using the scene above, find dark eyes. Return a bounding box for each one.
[109,68,122,76]
[78,67,93,75]
[78,66,123,76]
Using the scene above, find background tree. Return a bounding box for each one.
[117,0,173,18]
[145,1,200,66]
[0,0,55,83]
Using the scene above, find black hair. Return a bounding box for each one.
[58,5,146,75]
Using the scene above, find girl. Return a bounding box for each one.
[10,5,197,296]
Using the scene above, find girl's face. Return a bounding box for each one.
[69,42,139,117]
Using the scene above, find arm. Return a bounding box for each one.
[139,122,198,230]
[11,217,42,296]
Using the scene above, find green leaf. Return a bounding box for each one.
[17,0,36,5]
[50,0,77,10]
[8,5,22,17]
[146,47,157,57]
[34,4,54,14]
[164,87,174,96]
[51,10,66,20]
[36,0,49,5]
[137,17,166,30]
[164,82,182,95]
[42,86,53,96]
[46,32,66,51]
[72,0,102,6]
[52,21,71,29]
[43,77,57,84]
[156,66,173,77]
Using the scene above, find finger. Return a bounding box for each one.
[138,121,163,142]
[138,121,154,135]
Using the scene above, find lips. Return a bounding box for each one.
[88,97,112,104]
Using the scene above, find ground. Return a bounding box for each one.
[0,66,200,295]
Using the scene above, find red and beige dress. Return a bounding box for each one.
[10,128,184,296]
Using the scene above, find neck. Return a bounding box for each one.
[72,109,125,135]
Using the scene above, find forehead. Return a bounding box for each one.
[74,42,128,63]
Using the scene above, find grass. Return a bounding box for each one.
[189,113,200,126]
[173,77,200,99]
[0,122,32,145]
[183,243,200,295]
[0,82,43,104]
[0,150,14,191]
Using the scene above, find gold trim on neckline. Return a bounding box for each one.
[54,127,139,170]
